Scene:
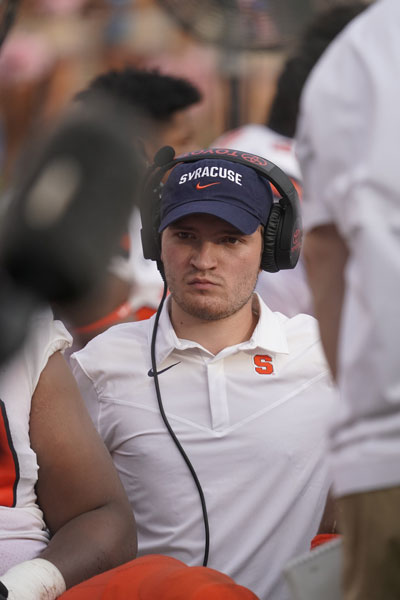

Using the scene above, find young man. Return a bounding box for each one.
[296,0,400,597]
[71,156,337,600]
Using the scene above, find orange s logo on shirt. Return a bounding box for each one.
[253,354,274,375]
[0,400,19,507]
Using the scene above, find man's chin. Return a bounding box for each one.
[180,298,232,322]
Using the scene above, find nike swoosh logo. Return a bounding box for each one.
[196,182,221,190]
[147,361,181,377]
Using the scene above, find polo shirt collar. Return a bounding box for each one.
[240,293,289,355]
[149,293,289,365]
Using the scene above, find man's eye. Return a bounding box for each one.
[222,236,240,245]
[176,231,192,239]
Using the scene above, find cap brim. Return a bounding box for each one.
[158,200,260,234]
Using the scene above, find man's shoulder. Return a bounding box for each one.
[72,319,151,370]
[96,317,149,341]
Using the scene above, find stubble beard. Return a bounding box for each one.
[166,270,260,322]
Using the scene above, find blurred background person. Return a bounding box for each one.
[0,307,138,598]
[296,0,400,598]
[0,29,58,187]
[76,67,202,160]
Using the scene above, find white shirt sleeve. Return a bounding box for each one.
[69,353,101,431]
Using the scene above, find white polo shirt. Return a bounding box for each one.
[296,0,400,497]
[71,294,336,600]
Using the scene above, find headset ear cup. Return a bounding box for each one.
[261,204,283,272]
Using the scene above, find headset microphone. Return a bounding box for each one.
[153,145,176,166]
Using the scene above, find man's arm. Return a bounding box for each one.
[29,350,137,589]
[303,224,348,381]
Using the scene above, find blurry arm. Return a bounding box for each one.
[303,224,348,380]
[29,351,137,589]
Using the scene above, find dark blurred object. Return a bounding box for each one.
[0,94,144,363]
[0,0,21,50]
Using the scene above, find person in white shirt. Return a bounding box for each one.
[296,0,400,597]
[0,309,137,599]
[71,153,337,600]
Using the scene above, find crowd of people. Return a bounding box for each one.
[1,1,399,599]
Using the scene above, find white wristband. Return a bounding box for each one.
[1,558,66,600]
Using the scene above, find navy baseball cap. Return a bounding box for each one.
[158,158,273,234]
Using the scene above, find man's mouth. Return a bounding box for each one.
[188,277,218,289]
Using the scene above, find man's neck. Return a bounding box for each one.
[169,294,260,355]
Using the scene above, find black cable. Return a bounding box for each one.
[150,274,210,567]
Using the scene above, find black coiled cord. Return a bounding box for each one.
[150,275,210,567]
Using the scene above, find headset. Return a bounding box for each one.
[140,145,302,275]
[139,146,302,568]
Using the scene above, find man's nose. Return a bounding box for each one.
[190,241,217,270]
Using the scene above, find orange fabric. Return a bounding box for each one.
[134,306,157,321]
[310,533,341,550]
[60,555,259,599]
[0,400,18,507]
[73,301,134,335]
